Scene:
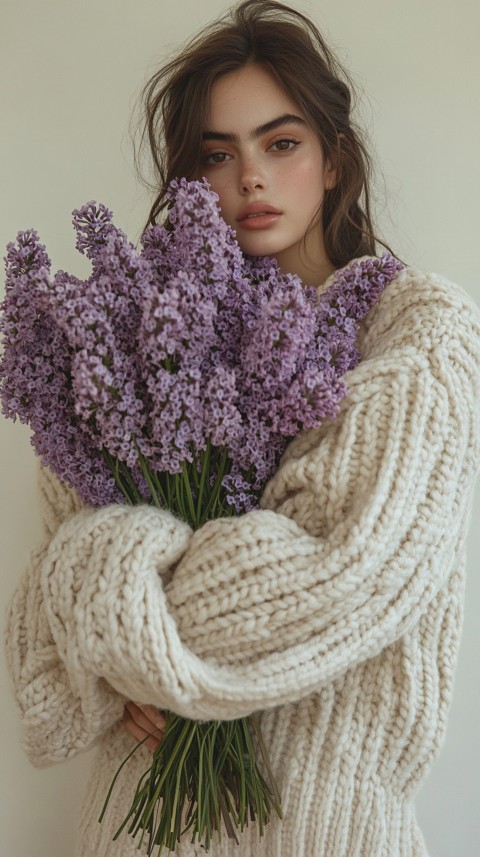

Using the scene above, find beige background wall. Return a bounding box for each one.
[1,1,479,855]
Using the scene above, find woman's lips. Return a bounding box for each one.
[237,204,282,230]
[238,212,281,230]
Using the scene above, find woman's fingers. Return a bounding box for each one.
[122,704,163,750]
[122,701,167,750]
[136,703,167,731]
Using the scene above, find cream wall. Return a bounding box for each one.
[1,1,479,856]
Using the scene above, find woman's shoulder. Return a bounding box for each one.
[360,259,480,358]
[388,264,479,314]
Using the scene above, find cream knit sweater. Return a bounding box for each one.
[5,260,480,857]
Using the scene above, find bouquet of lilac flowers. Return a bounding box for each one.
[0,177,403,854]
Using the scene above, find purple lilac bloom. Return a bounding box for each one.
[72,201,115,263]
[223,252,404,507]
[136,179,250,475]
[42,207,159,471]
[38,267,147,471]
[140,225,172,283]
[165,178,246,303]
[0,231,121,505]
[306,253,405,377]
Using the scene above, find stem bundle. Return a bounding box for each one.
[100,713,282,855]
[98,449,282,853]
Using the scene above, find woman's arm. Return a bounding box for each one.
[4,469,150,765]
[37,270,480,722]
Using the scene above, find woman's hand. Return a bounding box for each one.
[122,701,167,751]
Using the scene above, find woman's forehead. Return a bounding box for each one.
[205,65,305,134]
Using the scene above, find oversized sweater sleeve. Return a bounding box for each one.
[5,468,189,765]
[36,269,480,723]
[4,468,126,766]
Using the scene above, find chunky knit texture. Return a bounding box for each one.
[5,260,480,857]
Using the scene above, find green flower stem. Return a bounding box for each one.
[149,467,169,508]
[98,735,149,825]
[250,714,283,818]
[187,452,201,491]
[165,722,197,840]
[135,445,162,510]
[196,439,211,521]
[181,459,198,526]
[144,720,196,821]
[202,448,229,522]
[103,448,143,504]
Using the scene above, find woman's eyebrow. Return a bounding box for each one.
[202,113,306,143]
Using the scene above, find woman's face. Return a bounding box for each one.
[201,63,337,285]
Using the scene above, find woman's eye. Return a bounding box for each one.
[270,138,299,152]
[204,151,230,165]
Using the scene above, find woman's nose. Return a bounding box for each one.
[239,157,266,194]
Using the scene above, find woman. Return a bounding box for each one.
[5,2,480,855]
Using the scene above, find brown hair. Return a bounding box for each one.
[133,0,396,268]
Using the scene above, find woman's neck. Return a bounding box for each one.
[273,231,336,288]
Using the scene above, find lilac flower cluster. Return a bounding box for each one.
[0,231,122,504]
[221,252,404,504]
[0,178,404,512]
